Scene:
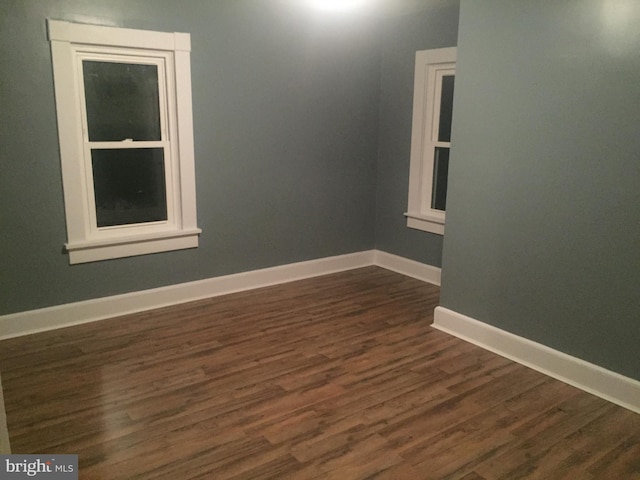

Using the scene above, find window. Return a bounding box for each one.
[405,47,456,235]
[48,20,200,264]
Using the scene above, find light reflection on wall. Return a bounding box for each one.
[306,0,366,12]
[600,0,640,56]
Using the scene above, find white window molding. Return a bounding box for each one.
[48,20,200,264]
[405,47,456,236]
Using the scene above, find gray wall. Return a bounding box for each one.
[0,0,382,315]
[441,0,640,380]
[374,2,459,267]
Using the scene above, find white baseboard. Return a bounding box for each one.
[0,251,373,340]
[374,250,441,286]
[0,250,440,340]
[433,306,640,415]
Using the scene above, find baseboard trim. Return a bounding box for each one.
[374,250,441,286]
[0,251,374,340]
[433,306,640,415]
[0,250,441,340]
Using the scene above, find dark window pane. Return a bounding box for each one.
[431,147,450,211]
[437,74,455,142]
[92,148,167,227]
[83,61,161,142]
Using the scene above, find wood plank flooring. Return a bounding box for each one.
[1,266,639,479]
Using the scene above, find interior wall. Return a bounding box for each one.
[374,1,460,267]
[440,0,640,380]
[0,0,382,315]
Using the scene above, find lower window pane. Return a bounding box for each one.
[92,148,167,227]
[431,147,450,211]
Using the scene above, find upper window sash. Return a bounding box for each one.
[432,68,455,143]
[77,53,169,143]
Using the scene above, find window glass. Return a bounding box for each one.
[83,61,161,141]
[431,147,450,211]
[437,74,455,142]
[91,148,167,227]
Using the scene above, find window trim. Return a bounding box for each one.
[405,47,457,236]
[48,20,200,264]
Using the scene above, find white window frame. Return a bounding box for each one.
[48,20,201,264]
[405,47,456,235]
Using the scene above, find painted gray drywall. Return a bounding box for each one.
[0,0,381,315]
[441,0,640,380]
[374,2,459,267]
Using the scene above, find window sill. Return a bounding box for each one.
[65,228,201,264]
[405,212,445,235]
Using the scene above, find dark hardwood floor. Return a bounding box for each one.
[1,267,639,479]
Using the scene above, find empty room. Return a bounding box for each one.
[1,0,639,478]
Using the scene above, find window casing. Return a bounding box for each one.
[49,20,200,264]
[405,47,456,235]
